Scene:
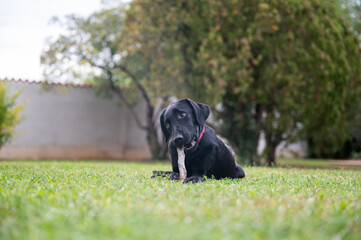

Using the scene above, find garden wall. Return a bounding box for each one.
[0,79,151,160]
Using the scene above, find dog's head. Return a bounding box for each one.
[160,98,210,152]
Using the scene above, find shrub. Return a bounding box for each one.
[0,81,25,148]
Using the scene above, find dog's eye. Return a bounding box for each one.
[178,113,186,119]
[165,123,170,129]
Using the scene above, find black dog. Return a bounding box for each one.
[154,98,245,183]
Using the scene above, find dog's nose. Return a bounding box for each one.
[173,135,184,145]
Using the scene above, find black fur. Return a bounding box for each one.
[153,98,245,183]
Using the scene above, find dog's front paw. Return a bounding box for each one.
[169,172,180,180]
[183,175,205,184]
[151,171,172,178]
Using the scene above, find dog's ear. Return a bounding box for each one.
[160,108,170,142]
[185,98,211,125]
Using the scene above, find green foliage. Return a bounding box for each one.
[341,0,361,37]
[0,161,360,240]
[0,82,25,148]
[41,6,129,93]
[126,0,361,164]
[41,3,171,159]
[41,3,174,104]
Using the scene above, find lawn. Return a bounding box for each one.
[0,161,360,240]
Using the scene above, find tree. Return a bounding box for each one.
[306,0,361,159]
[125,0,361,165]
[342,0,361,37]
[41,4,171,159]
[0,81,25,148]
[207,0,361,165]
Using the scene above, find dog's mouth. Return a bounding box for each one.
[184,136,197,151]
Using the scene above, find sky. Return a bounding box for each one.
[0,0,105,81]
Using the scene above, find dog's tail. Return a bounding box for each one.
[151,170,173,178]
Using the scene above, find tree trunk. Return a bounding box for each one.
[220,92,261,166]
[266,144,277,167]
[240,104,261,166]
[106,68,169,160]
[109,86,169,159]
[143,100,169,160]
[249,151,261,166]
[146,118,168,160]
[265,131,279,167]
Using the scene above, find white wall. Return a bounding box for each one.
[0,80,151,160]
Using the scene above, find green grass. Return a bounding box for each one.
[1,161,360,240]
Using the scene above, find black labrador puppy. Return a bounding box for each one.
[154,98,245,183]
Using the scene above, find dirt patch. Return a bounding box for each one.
[329,160,361,166]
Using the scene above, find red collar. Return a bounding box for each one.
[198,126,205,143]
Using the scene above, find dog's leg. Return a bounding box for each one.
[151,171,173,178]
[183,175,205,183]
[183,148,215,184]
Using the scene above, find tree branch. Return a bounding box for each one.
[115,63,152,105]
[90,62,148,130]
